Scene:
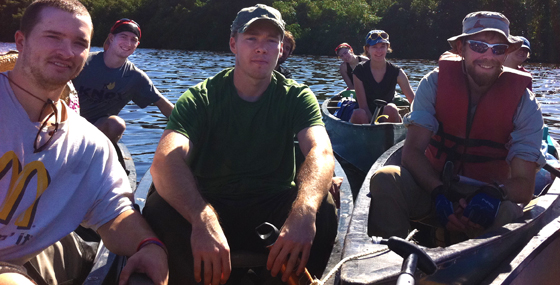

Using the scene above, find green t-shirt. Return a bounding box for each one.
[167,68,324,198]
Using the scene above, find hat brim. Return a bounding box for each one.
[237,18,284,38]
[447,28,522,54]
[366,38,390,46]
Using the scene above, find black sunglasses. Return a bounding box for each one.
[466,40,509,55]
[34,99,59,153]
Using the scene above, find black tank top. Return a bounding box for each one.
[346,57,364,85]
[353,60,400,112]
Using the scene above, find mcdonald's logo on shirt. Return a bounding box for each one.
[0,151,50,230]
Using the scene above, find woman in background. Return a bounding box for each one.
[336,43,368,89]
[350,30,415,123]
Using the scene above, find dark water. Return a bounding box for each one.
[2,43,559,180]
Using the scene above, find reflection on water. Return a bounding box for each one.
[2,43,559,180]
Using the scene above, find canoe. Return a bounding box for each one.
[85,151,354,285]
[339,139,560,284]
[321,93,409,195]
[116,142,137,191]
[483,213,560,284]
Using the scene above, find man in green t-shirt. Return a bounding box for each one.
[143,4,337,285]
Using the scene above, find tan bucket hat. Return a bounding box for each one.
[447,11,522,53]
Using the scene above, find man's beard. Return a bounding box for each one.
[21,52,80,91]
[465,59,503,87]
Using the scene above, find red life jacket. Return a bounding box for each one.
[425,52,532,183]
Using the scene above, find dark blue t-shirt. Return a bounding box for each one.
[72,52,162,123]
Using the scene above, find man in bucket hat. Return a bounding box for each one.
[368,11,544,242]
[143,4,337,284]
[73,18,174,144]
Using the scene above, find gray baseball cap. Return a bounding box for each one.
[447,11,522,53]
[231,4,285,37]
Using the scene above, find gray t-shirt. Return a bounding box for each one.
[0,73,133,264]
[72,51,162,123]
[404,67,545,167]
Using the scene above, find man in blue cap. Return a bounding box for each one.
[73,18,174,144]
[505,36,532,90]
[143,4,337,285]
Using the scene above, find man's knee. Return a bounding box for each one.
[369,165,402,198]
[0,262,35,285]
[94,116,126,142]
[494,201,523,228]
[350,108,368,124]
[383,103,402,123]
[0,273,35,285]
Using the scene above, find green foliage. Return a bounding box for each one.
[0,0,31,42]
[80,0,144,45]
[1,0,558,62]
[273,0,380,55]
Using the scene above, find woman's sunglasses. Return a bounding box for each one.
[368,32,389,41]
[466,40,509,55]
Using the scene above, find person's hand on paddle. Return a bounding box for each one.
[119,242,169,285]
[267,207,316,282]
[461,184,505,229]
[191,211,231,285]
[432,184,471,232]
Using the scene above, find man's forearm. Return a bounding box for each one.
[402,125,442,192]
[155,97,175,118]
[293,146,334,213]
[402,148,442,192]
[502,157,538,204]
[98,209,161,256]
[151,130,220,228]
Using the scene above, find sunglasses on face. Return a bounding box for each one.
[368,32,389,41]
[466,40,509,55]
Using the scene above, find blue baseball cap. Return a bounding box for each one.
[517,36,531,52]
[365,30,390,46]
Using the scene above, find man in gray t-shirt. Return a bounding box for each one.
[73,19,173,143]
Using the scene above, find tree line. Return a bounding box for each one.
[1,0,558,63]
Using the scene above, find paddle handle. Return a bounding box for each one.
[544,163,560,178]
[396,253,418,285]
